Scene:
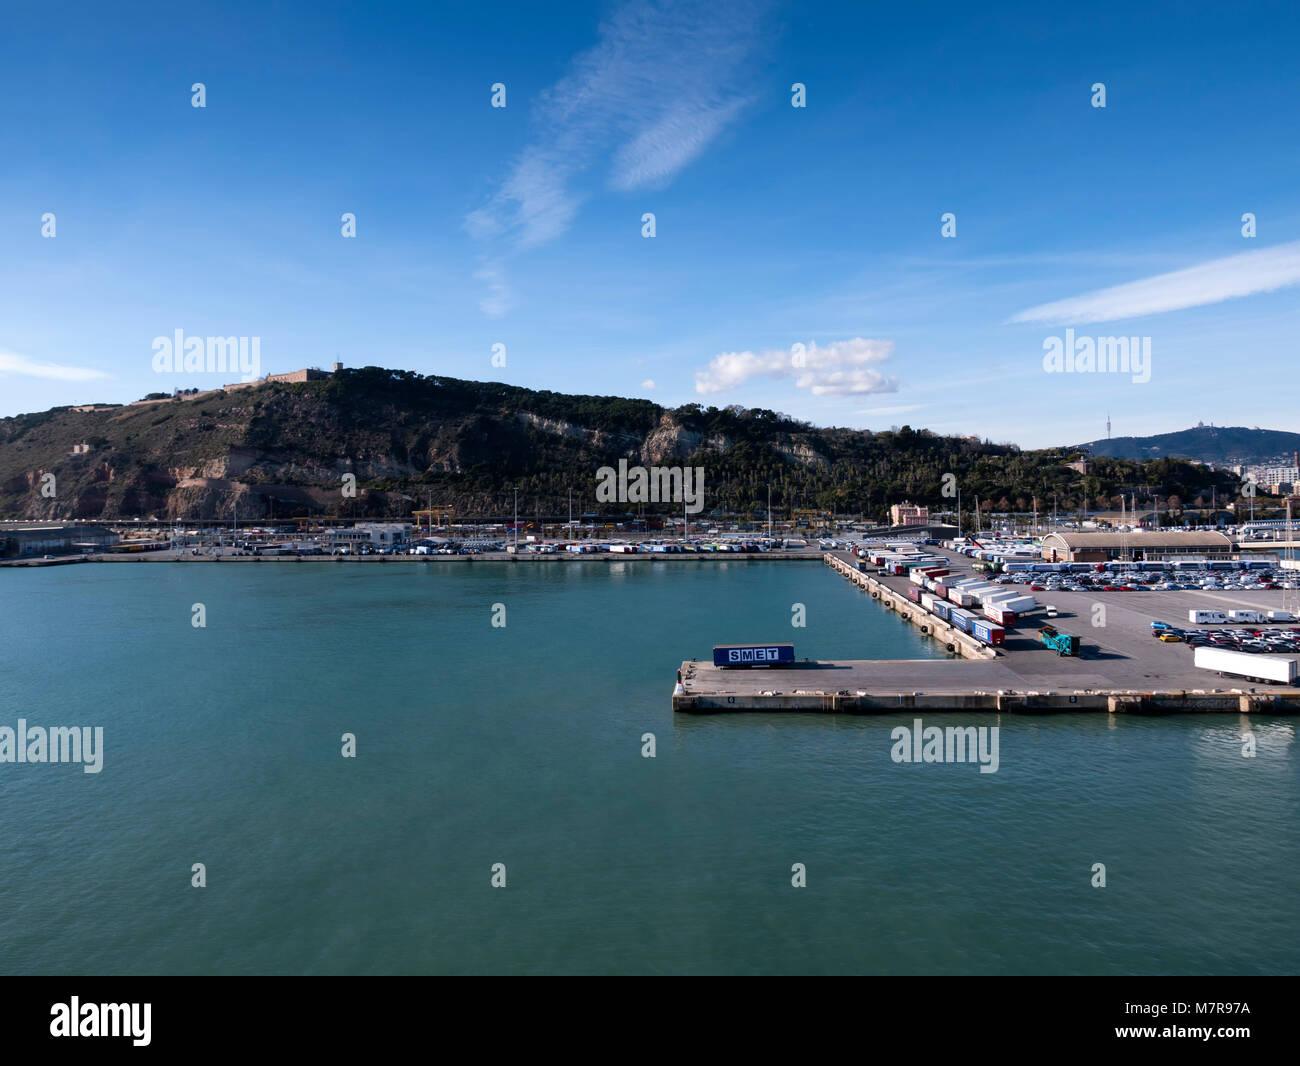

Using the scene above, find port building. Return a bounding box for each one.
[324,522,413,551]
[1039,530,1233,563]
[0,523,119,558]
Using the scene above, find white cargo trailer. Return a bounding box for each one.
[1194,647,1297,684]
[1266,610,1297,622]
[983,602,1016,625]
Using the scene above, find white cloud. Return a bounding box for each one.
[474,262,512,317]
[641,379,656,390]
[695,338,898,397]
[0,350,110,381]
[611,96,750,191]
[1008,241,1300,325]
[467,0,764,266]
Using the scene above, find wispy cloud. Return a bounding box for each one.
[859,402,928,416]
[474,261,512,317]
[1007,241,1300,325]
[695,338,899,397]
[0,350,110,381]
[466,0,766,303]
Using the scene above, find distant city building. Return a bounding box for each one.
[890,501,930,527]
[1243,454,1300,494]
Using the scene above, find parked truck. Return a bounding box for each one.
[948,607,976,634]
[971,618,1005,646]
[1194,646,1298,685]
[983,602,1016,626]
[995,594,1037,615]
[1038,625,1081,656]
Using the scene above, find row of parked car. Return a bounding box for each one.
[993,569,1294,595]
[1150,620,1300,654]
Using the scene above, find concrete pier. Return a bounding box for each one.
[672,658,1300,714]
[671,549,1300,714]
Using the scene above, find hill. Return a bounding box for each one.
[1077,425,1300,467]
[0,367,1244,522]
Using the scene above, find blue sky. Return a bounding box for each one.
[1,0,1297,447]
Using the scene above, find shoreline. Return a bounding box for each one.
[0,549,826,567]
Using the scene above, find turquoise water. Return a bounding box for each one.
[1,559,1297,975]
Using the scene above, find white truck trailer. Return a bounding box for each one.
[1194,646,1298,685]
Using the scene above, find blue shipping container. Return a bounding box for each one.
[950,608,974,633]
[931,601,951,621]
[713,643,796,668]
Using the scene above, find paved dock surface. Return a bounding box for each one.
[673,547,1300,713]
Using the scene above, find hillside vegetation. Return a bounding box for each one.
[0,367,1245,522]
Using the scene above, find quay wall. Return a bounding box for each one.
[822,552,994,661]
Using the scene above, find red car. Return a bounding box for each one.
[1029,584,1046,591]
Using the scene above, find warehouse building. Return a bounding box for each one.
[324,522,413,551]
[1039,531,1234,563]
[0,523,119,558]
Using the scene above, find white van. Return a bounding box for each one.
[1188,610,1227,625]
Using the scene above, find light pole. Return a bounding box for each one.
[513,488,518,552]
